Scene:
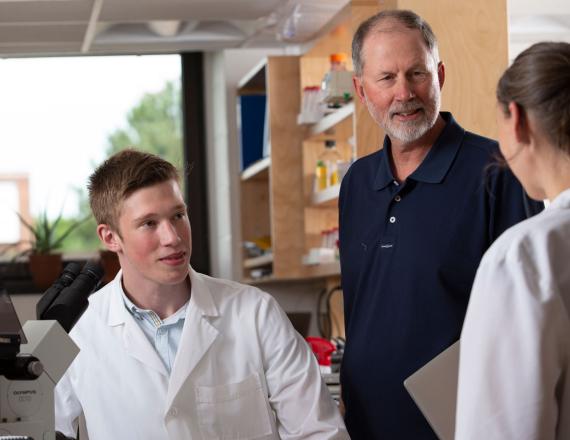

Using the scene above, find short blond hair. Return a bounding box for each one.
[88,148,179,232]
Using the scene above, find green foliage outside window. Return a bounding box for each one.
[57,79,183,253]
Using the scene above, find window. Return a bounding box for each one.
[0,55,182,257]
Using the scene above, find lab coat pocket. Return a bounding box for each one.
[196,372,273,439]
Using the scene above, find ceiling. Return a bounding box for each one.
[508,0,570,59]
[0,0,350,58]
[0,0,568,59]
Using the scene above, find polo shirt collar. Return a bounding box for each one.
[120,286,188,326]
[373,140,397,190]
[106,266,219,326]
[373,112,464,190]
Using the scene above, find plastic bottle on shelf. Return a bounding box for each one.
[320,140,343,187]
[298,85,325,124]
[329,53,348,72]
[321,229,330,249]
[321,53,353,107]
[314,160,328,192]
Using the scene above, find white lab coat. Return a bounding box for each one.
[455,189,570,439]
[55,268,348,440]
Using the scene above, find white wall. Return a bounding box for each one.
[203,51,233,280]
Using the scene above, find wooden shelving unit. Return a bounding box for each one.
[238,60,271,282]
[311,184,340,207]
[299,22,358,294]
[243,253,273,269]
[238,57,306,282]
[236,3,386,284]
[235,4,383,339]
[241,156,270,181]
[309,102,354,138]
[303,261,341,278]
[245,261,341,285]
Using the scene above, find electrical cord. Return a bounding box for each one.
[316,287,330,338]
[317,284,343,340]
[326,285,342,340]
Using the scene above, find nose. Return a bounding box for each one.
[394,76,415,101]
[159,221,181,246]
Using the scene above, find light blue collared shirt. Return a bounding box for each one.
[121,288,188,375]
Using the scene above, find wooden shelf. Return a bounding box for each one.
[238,57,306,281]
[241,157,270,181]
[242,275,314,286]
[309,102,355,137]
[311,184,340,207]
[242,263,341,285]
[242,275,279,285]
[243,253,273,269]
[303,261,341,278]
[238,58,267,93]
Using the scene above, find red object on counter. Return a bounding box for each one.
[306,336,336,366]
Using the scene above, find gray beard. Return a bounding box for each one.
[384,112,434,143]
[382,96,440,144]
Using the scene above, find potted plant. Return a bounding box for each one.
[16,210,89,290]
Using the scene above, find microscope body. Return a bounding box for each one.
[0,261,103,440]
[0,320,79,440]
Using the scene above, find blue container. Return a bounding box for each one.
[238,94,267,171]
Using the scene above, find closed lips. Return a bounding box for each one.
[160,252,185,260]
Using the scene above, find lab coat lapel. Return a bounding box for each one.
[104,276,168,377]
[166,268,219,410]
[121,316,168,376]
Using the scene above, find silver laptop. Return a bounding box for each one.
[404,340,459,440]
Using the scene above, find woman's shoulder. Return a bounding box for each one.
[484,207,570,266]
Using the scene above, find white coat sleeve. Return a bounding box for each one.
[54,368,82,438]
[455,246,566,440]
[257,295,349,439]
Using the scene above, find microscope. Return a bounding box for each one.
[0,261,103,440]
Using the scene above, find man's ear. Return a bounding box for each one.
[97,224,122,253]
[508,101,531,145]
[353,75,367,104]
[437,61,445,90]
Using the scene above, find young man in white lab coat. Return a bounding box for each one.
[54,149,347,440]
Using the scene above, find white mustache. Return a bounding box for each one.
[390,101,423,116]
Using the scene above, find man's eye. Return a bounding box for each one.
[174,212,186,220]
[142,220,156,228]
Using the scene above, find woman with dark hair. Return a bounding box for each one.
[455,42,570,439]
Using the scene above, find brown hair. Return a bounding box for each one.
[88,148,180,232]
[352,9,439,76]
[497,42,570,154]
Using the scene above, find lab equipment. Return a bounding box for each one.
[0,262,103,440]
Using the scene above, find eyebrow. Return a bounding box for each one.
[131,213,157,224]
[377,61,428,75]
[131,204,187,224]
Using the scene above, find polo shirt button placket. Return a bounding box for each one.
[387,181,400,227]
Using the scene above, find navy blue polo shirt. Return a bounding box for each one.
[339,112,542,439]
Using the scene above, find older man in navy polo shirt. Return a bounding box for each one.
[339,9,543,439]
